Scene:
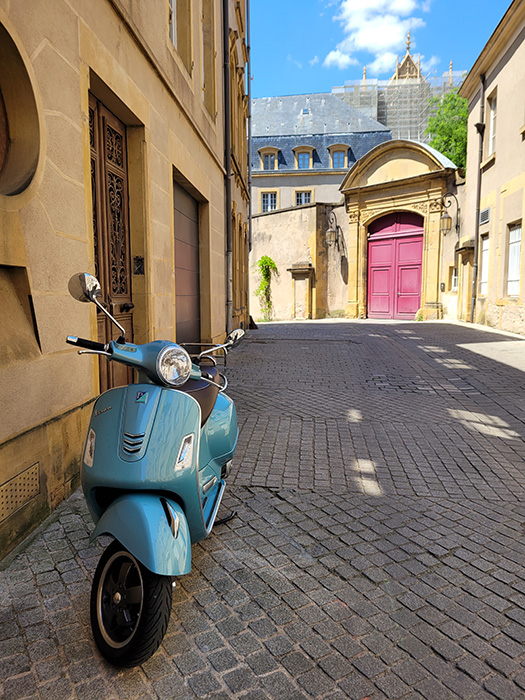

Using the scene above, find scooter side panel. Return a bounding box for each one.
[90,493,191,576]
[199,392,238,476]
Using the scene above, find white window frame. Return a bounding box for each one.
[295,190,312,206]
[450,266,458,292]
[479,236,489,296]
[261,191,277,213]
[488,93,497,157]
[507,223,522,297]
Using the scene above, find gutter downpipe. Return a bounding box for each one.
[246,0,252,254]
[223,0,233,335]
[470,73,485,323]
[247,0,252,254]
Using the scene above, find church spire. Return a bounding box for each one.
[390,31,423,82]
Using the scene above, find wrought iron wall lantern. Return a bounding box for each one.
[439,192,460,236]
[326,210,342,248]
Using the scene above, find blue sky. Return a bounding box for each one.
[249,0,512,98]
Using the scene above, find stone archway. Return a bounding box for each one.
[340,139,457,320]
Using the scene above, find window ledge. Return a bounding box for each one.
[480,152,496,170]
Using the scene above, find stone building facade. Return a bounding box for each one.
[250,140,459,323]
[458,0,525,333]
[251,93,391,215]
[0,0,249,557]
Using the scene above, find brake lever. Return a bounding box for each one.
[78,349,112,357]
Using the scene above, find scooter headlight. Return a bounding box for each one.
[156,345,192,387]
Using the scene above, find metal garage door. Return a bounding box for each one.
[174,182,200,343]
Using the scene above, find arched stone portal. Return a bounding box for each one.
[340,140,458,320]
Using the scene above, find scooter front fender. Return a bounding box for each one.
[90,493,191,576]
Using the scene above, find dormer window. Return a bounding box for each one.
[328,144,349,169]
[293,146,314,170]
[333,151,345,168]
[298,152,309,169]
[258,147,279,171]
[264,153,275,170]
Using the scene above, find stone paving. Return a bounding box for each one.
[3,320,525,699]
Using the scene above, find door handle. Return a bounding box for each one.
[120,302,135,312]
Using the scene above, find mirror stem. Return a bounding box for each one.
[93,297,126,341]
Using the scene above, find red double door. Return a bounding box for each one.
[367,213,423,320]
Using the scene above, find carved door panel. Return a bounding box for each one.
[89,95,134,392]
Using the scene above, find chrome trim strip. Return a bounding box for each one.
[206,480,226,534]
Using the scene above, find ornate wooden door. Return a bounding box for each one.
[89,95,134,391]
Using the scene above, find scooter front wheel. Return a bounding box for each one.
[90,540,172,667]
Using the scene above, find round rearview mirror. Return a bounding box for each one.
[68,273,102,303]
[226,329,245,347]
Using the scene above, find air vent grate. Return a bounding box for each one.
[122,432,145,454]
[479,207,490,225]
[0,463,40,522]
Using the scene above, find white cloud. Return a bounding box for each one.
[287,54,303,69]
[369,51,398,74]
[323,0,428,76]
[309,55,320,66]
[420,54,440,74]
[323,49,359,70]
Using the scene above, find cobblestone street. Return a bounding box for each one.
[3,320,525,700]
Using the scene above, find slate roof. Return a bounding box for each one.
[252,93,392,172]
[251,132,392,171]
[252,93,390,137]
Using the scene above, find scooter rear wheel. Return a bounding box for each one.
[90,540,172,667]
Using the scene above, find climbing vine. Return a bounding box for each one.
[254,255,279,321]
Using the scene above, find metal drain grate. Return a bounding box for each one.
[0,463,40,522]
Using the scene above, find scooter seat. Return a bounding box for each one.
[177,366,220,426]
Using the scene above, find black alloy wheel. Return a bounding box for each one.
[90,540,172,667]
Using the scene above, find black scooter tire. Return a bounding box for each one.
[90,540,172,667]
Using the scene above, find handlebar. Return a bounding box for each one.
[66,336,107,352]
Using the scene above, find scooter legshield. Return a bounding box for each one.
[90,493,191,576]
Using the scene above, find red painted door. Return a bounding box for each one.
[367,213,423,320]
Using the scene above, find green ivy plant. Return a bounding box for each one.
[254,255,279,321]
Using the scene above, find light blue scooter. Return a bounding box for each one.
[67,273,243,667]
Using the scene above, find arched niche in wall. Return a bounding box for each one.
[0,23,40,196]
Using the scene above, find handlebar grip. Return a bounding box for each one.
[66,336,106,352]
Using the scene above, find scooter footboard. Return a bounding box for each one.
[90,494,191,576]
